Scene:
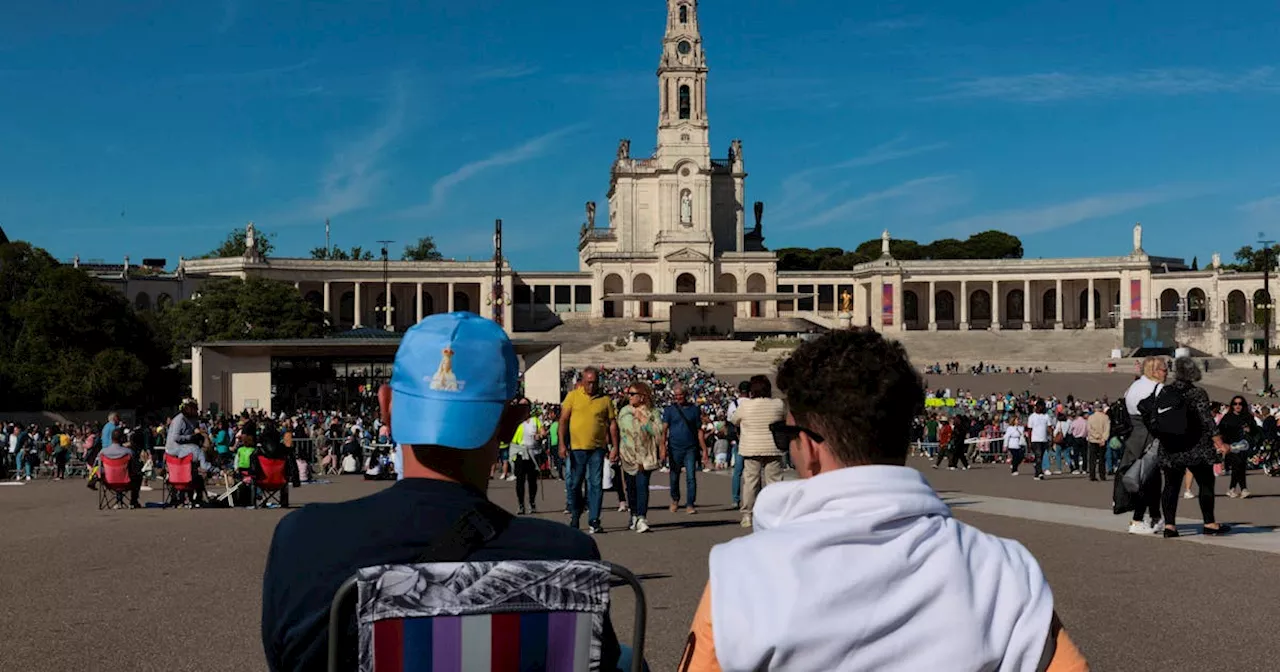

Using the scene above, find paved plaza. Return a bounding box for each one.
[3,460,1280,671]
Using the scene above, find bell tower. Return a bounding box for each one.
[656,0,710,166]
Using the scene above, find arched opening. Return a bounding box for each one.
[1077,289,1102,323]
[1186,288,1207,323]
[1006,289,1025,323]
[156,293,173,311]
[1042,289,1057,323]
[603,273,624,318]
[935,290,955,324]
[676,272,697,293]
[453,291,472,314]
[969,289,992,323]
[1254,289,1272,326]
[904,290,919,325]
[679,5,688,23]
[304,291,322,310]
[339,291,355,327]
[633,273,653,318]
[134,292,151,311]
[678,85,691,120]
[746,272,766,317]
[1159,288,1181,316]
[716,273,738,316]
[1227,290,1247,324]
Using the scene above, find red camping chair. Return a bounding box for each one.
[98,455,134,510]
[253,455,289,509]
[163,453,196,508]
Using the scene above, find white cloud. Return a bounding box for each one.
[1239,194,1280,215]
[944,187,1195,236]
[937,67,1280,103]
[778,136,950,218]
[399,125,585,218]
[470,65,540,81]
[853,16,927,34]
[790,175,956,230]
[309,78,409,219]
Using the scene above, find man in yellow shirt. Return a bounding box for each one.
[558,367,618,533]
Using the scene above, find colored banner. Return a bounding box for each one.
[1129,279,1142,318]
[882,284,894,326]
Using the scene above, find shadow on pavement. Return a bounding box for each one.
[647,519,737,531]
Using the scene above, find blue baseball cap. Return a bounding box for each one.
[390,312,520,449]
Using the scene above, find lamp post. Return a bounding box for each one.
[490,219,508,327]
[377,240,395,331]
[1262,234,1275,394]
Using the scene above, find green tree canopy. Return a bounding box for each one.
[310,245,375,261]
[776,230,1024,271]
[402,236,443,261]
[0,242,177,411]
[205,226,274,258]
[165,277,330,359]
[1226,244,1280,272]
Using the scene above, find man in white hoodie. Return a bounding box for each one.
[679,329,1088,672]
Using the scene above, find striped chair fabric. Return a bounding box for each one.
[370,611,593,672]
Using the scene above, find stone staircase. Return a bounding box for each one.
[562,339,790,373]
[889,329,1125,372]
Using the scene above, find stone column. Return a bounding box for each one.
[893,279,903,332]
[1023,279,1031,330]
[1087,278,1096,330]
[959,280,968,330]
[448,282,456,312]
[416,283,424,323]
[992,280,1002,331]
[927,281,937,331]
[323,281,331,316]
[384,281,394,330]
[354,282,364,327]
[1054,278,1064,330]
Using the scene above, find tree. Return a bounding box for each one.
[960,230,1023,259]
[776,231,1025,271]
[310,245,374,261]
[1191,256,1199,271]
[165,276,330,360]
[402,236,444,261]
[1226,245,1280,272]
[0,242,178,411]
[205,226,274,258]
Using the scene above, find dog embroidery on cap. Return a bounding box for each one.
[429,346,463,391]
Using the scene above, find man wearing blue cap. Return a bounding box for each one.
[261,312,620,671]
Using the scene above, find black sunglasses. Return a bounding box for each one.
[768,420,824,452]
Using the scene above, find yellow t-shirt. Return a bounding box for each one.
[563,388,617,450]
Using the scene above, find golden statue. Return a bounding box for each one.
[840,289,853,313]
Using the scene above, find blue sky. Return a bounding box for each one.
[4,0,1280,270]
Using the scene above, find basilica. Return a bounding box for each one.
[76,1,1280,411]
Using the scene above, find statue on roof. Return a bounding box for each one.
[881,229,891,256]
[617,139,631,160]
[586,201,596,229]
[730,139,743,162]
[1132,222,1143,254]
[245,221,257,250]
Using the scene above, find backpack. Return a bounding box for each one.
[1107,399,1133,440]
[1137,384,1193,452]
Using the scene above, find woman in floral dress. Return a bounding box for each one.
[616,380,666,533]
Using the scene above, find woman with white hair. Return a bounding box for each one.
[1121,357,1167,534]
[1157,356,1231,538]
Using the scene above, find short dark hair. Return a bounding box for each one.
[748,375,771,399]
[776,328,924,466]
[738,381,751,394]
[110,428,125,445]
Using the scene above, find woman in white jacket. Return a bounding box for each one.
[729,374,787,528]
[1003,415,1027,475]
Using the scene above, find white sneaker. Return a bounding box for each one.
[948,466,957,471]
[618,502,629,512]
[1129,520,1154,535]
[1011,471,1019,476]
[1148,517,1163,533]
[660,467,670,473]
[740,514,753,528]
[628,515,637,531]
[24,475,31,481]
[1227,488,1239,498]
[1240,489,1251,499]
[505,474,516,482]
[1072,470,1081,475]
[634,518,651,533]
[1183,490,1195,500]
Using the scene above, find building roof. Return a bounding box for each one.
[195,335,556,357]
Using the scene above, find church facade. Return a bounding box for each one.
[84,0,1279,361]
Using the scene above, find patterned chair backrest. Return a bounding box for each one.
[352,560,612,672]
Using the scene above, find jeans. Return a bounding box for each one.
[567,448,604,526]
[1042,444,1066,472]
[1031,442,1048,477]
[1106,439,1123,474]
[623,469,652,518]
[730,445,744,507]
[669,446,698,507]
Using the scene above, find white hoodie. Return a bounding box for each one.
[708,465,1054,672]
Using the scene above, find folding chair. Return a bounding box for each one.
[163,453,196,508]
[327,560,646,672]
[253,455,290,509]
[97,455,134,510]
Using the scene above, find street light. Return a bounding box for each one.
[377,240,395,331]
[1261,233,1275,395]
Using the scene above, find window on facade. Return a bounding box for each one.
[678,85,691,119]
[679,5,688,23]
[533,286,551,304]
[574,285,592,306]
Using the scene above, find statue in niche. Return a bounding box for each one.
[840,289,852,313]
[680,190,693,224]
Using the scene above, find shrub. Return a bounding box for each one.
[603,344,616,352]
[614,336,628,347]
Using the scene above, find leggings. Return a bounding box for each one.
[513,457,539,507]
[1226,451,1249,491]
[1008,448,1025,473]
[1161,463,1215,527]
[54,452,67,478]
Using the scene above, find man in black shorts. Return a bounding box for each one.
[261,312,623,671]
